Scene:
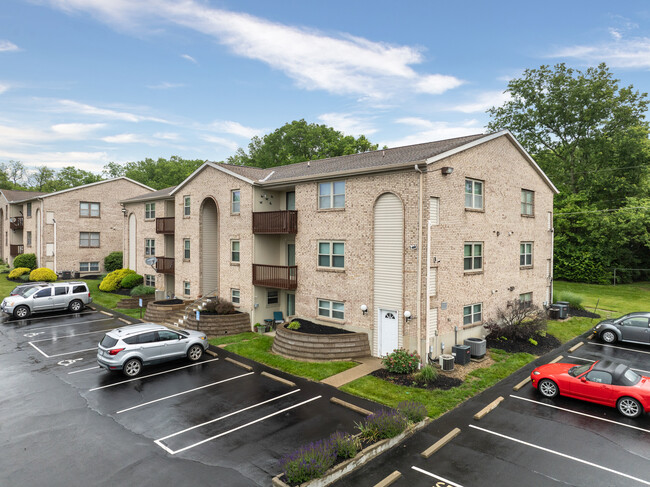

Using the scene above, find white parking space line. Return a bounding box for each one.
[588,342,650,356]
[28,341,50,358]
[48,347,97,358]
[411,466,464,487]
[117,372,255,414]
[567,356,650,376]
[68,366,100,375]
[156,394,320,455]
[469,424,650,486]
[88,357,220,391]
[24,317,115,332]
[510,395,650,434]
[29,328,115,343]
[9,311,96,323]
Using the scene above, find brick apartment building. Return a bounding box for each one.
[122,131,557,359]
[0,177,153,275]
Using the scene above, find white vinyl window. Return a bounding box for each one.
[463,303,482,326]
[464,242,483,271]
[231,289,240,305]
[79,232,100,248]
[519,292,532,306]
[80,262,100,272]
[318,299,344,320]
[231,240,240,262]
[183,281,190,295]
[318,241,345,268]
[184,239,190,260]
[184,196,191,217]
[465,178,483,210]
[521,189,534,216]
[267,290,279,305]
[145,274,155,287]
[231,190,240,214]
[520,242,533,267]
[145,238,156,256]
[318,181,345,209]
[145,202,156,219]
[26,231,32,246]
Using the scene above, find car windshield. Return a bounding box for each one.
[569,364,591,377]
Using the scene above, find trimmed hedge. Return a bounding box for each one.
[130,285,155,296]
[8,267,31,279]
[13,253,37,270]
[99,268,135,292]
[29,268,57,282]
[104,251,123,273]
[121,273,143,289]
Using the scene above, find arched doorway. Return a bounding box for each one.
[128,213,136,271]
[373,193,404,356]
[200,198,219,295]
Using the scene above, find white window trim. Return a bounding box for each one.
[463,303,482,326]
[183,238,190,260]
[317,240,345,269]
[145,238,156,256]
[183,281,190,295]
[318,181,345,209]
[231,288,240,306]
[231,190,241,214]
[231,240,240,263]
[520,241,533,267]
[183,196,191,217]
[267,289,279,306]
[521,189,534,216]
[145,202,156,220]
[464,242,483,272]
[465,178,484,210]
[318,299,345,320]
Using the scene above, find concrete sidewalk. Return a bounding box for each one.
[321,356,383,388]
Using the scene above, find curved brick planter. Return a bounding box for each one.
[184,312,251,337]
[272,324,371,361]
[118,296,155,309]
[143,300,190,323]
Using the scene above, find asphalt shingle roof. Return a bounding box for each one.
[121,186,176,203]
[0,189,47,203]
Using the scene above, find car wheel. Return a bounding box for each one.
[13,305,30,319]
[123,358,142,377]
[538,379,559,398]
[68,300,83,312]
[187,344,203,362]
[601,330,617,343]
[617,397,642,418]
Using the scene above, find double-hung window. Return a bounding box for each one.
[26,202,32,217]
[520,242,533,267]
[519,292,532,306]
[145,202,155,219]
[26,231,32,246]
[145,238,156,256]
[463,303,482,325]
[267,290,279,305]
[183,281,190,295]
[521,189,534,216]
[183,239,190,260]
[145,274,155,287]
[80,232,100,248]
[318,241,344,268]
[231,289,240,305]
[318,299,344,320]
[464,242,483,271]
[80,262,100,272]
[231,240,240,262]
[80,202,100,218]
[465,178,483,210]
[231,190,240,214]
[184,196,191,217]
[318,181,345,209]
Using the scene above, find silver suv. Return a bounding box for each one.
[97,323,208,377]
[1,281,92,319]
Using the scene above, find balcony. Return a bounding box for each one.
[156,217,175,234]
[10,244,24,257]
[252,211,297,234]
[155,257,175,274]
[9,216,23,230]
[252,264,297,290]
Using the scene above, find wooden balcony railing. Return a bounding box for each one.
[252,264,297,290]
[156,217,175,234]
[155,257,175,274]
[252,211,297,234]
[9,216,23,230]
[10,244,24,257]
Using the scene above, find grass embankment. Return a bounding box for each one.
[549,281,650,343]
[209,333,358,381]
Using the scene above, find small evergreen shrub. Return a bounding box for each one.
[29,268,57,282]
[414,364,438,385]
[397,401,428,423]
[130,285,155,296]
[120,273,143,289]
[279,439,337,485]
[382,348,421,374]
[8,267,31,279]
[328,432,359,459]
[356,409,408,441]
[13,253,37,270]
[0,262,10,273]
[104,251,123,273]
[287,321,301,330]
[99,268,135,292]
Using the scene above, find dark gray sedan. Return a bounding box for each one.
[592,312,650,345]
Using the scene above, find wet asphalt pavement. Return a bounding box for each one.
[0,308,380,486]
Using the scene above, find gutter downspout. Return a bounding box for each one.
[414,164,424,363]
[39,199,44,268]
[52,218,56,273]
[550,210,554,305]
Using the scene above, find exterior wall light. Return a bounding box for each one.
[404,310,412,322]
[441,166,454,175]
[360,304,368,315]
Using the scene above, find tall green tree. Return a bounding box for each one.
[7,160,26,187]
[28,166,56,191]
[227,119,378,168]
[103,156,204,190]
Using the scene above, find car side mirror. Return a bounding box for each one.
[580,377,587,383]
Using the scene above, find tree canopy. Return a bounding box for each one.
[227,119,378,168]
[488,63,650,283]
[103,156,204,190]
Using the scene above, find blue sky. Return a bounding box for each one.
[1,0,649,175]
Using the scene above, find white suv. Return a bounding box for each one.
[1,282,92,319]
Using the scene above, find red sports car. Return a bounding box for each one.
[530,360,650,418]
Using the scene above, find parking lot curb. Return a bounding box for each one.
[421,427,461,458]
[261,371,295,387]
[512,376,531,391]
[205,349,218,358]
[225,356,253,371]
[549,355,564,363]
[568,341,584,352]
[99,311,113,316]
[373,470,402,487]
[474,396,504,420]
[330,397,373,416]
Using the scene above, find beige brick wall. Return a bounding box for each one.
[123,198,162,288]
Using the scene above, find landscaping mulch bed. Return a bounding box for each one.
[370,368,463,390]
[486,333,561,355]
[568,306,601,319]
[288,318,354,335]
[153,299,184,305]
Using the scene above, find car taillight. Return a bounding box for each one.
[108,348,125,356]
[88,292,91,297]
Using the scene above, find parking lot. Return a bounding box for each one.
[0,307,380,486]
[334,336,650,487]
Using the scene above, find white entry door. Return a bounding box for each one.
[379,309,398,356]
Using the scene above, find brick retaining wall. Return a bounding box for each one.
[118,296,155,309]
[184,312,251,336]
[144,301,190,324]
[272,325,371,361]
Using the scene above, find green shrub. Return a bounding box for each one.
[130,285,155,296]
[328,432,359,459]
[99,268,135,292]
[382,348,421,374]
[552,291,584,310]
[120,273,143,289]
[397,401,428,423]
[279,439,336,485]
[8,267,31,279]
[413,364,438,385]
[29,268,57,282]
[104,251,123,273]
[13,253,37,270]
[0,262,10,273]
[287,321,301,330]
[356,409,408,441]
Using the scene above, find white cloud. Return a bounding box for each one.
[448,91,511,114]
[550,35,650,69]
[45,0,463,100]
[210,120,263,139]
[51,122,106,137]
[101,133,146,144]
[0,84,9,94]
[0,40,19,52]
[153,132,179,141]
[0,122,105,146]
[147,81,185,89]
[181,53,197,64]
[57,99,170,123]
[318,113,377,137]
[382,119,483,148]
[201,135,239,152]
[0,149,110,171]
